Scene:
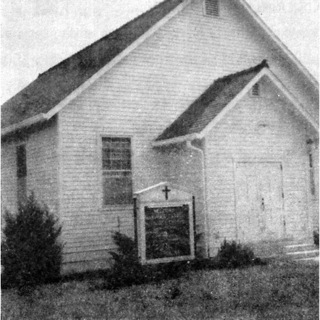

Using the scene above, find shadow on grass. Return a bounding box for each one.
[2,256,268,293]
[84,256,268,291]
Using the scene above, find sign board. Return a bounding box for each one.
[134,182,195,264]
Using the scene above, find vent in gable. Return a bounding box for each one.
[251,83,260,96]
[205,0,219,17]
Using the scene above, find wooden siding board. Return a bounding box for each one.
[1,143,17,214]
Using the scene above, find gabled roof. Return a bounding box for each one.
[1,0,318,136]
[1,0,184,130]
[156,60,269,142]
[154,60,318,146]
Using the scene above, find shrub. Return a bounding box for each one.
[314,230,319,247]
[1,194,63,292]
[103,232,191,290]
[216,239,255,269]
[102,234,261,290]
[106,231,144,289]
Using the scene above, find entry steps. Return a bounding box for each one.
[247,239,319,263]
[284,243,319,263]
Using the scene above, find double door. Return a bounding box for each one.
[235,162,285,242]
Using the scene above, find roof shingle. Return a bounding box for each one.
[1,0,183,129]
[156,60,269,141]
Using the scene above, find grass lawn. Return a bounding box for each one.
[2,260,318,320]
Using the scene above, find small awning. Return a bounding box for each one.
[154,60,269,145]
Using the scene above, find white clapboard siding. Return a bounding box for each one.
[1,143,18,215]
[1,119,59,219]
[161,144,205,246]
[164,144,207,254]
[27,121,59,214]
[58,0,318,262]
[205,77,314,254]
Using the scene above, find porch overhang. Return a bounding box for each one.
[153,65,319,148]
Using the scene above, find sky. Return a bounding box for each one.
[0,0,319,104]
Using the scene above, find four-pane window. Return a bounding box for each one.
[102,137,132,205]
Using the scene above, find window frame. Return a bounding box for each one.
[16,143,27,204]
[307,139,317,198]
[100,135,134,207]
[308,151,316,196]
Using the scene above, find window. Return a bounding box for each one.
[16,145,27,203]
[309,152,315,196]
[102,137,132,205]
[251,83,260,96]
[204,0,219,17]
[307,139,316,196]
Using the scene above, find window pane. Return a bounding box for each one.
[102,137,130,149]
[102,149,111,160]
[123,160,131,170]
[102,138,112,149]
[110,149,123,158]
[102,159,112,170]
[112,160,123,170]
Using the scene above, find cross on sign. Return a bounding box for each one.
[162,185,171,200]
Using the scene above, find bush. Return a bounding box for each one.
[314,230,319,247]
[1,194,63,292]
[103,232,191,290]
[216,239,256,269]
[101,234,262,290]
[106,231,144,289]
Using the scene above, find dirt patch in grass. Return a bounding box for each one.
[2,260,318,320]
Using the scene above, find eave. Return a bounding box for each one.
[1,113,48,137]
[1,0,191,137]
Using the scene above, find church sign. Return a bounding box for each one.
[134,182,195,264]
[145,204,190,260]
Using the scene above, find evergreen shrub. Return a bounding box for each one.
[216,239,256,269]
[1,194,63,292]
[104,232,190,290]
[107,231,144,289]
[101,234,264,290]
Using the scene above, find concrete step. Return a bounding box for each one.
[286,249,319,259]
[283,241,319,261]
[284,243,317,253]
[245,239,318,260]
[296,256,319,263]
